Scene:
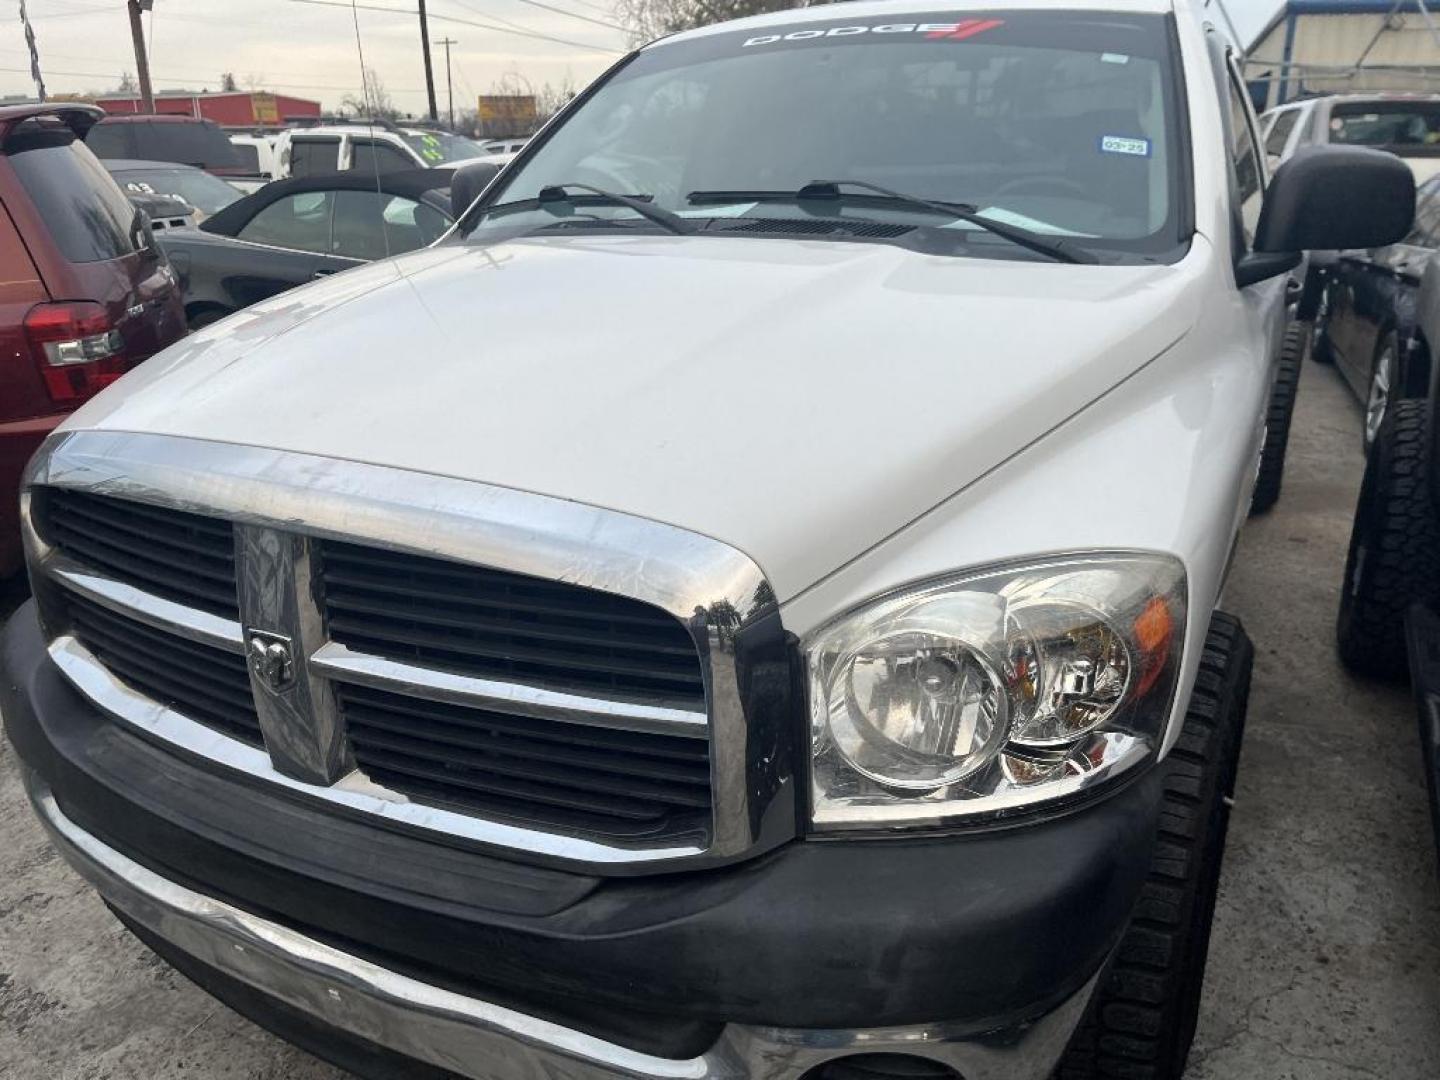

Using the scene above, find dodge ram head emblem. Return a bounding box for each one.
[246,630,296,693]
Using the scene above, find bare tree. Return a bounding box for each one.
[536,76,578,124]
[341,70,398,120]
[220,72,238,92]
[614,0,832,44]
[115,71,139,94]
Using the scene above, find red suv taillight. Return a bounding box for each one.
[24,301,129,405]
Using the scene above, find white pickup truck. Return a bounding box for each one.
[1,3,1413,1080]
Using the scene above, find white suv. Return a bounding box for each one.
[273,121,489,177]
[4,4,1414,1080]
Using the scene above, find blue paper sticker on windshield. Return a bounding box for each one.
[1099,135,1151,157]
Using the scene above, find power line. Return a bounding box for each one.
[441,0,546,41]
[0,62,427,94]
[26,5,117,21]
[289,0,623,53]
[446,0,626,35]
[544,0,615,15]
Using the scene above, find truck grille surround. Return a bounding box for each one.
[24,433,790,870]
[63,591,265,747]
[45,488,239,617]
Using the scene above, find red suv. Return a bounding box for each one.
[0,104,185,577]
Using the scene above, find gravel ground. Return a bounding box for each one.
[2,352,1439,1079]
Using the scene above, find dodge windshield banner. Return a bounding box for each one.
[743,19,1006,47]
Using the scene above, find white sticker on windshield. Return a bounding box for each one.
[1101,53,1130,64]
[1099,134,1151,157]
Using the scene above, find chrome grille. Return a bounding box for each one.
[319,541,706,705]
[24,431,790,870]
[64,592,263,747]
[43,488,238,617]
[341,684,711,841]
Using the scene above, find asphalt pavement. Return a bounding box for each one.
[2,350,1439,1079]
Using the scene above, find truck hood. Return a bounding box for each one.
[67,235,1205,602]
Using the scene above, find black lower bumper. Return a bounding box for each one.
[3,600,1161,1057]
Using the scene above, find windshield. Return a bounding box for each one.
[1329,101,1440,155]
[469,10,1184,260]
[112,166,243,215]
[402,130,488,165]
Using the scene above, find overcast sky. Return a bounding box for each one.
[2,0,1283,117]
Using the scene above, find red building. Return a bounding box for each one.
[95,90,320,128]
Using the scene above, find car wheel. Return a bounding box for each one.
[1055,613,1252,1080]
[1337,399,1440,680]
[1363,333,1397,454]
[1250,322,1305,515]
[188,306,232,330]
[1311,284,1335,364]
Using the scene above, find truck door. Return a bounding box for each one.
[1220,43,1289,373]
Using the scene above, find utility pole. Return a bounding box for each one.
[417,0,438,122]
[127,0,155,113]
[435,37,458,130]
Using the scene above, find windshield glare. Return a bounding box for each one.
[114,167,243,215]
[472,11,1182,259]
[404,130,488,164]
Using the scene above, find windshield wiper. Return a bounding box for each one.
[537,183,691,236]
[687,181,1096,264]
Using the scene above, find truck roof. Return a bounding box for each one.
[657,0,1176,45]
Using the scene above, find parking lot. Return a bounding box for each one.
[1,352,1438,1080]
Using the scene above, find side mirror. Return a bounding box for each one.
[1239,146,1415,286]
[450,161,502,220]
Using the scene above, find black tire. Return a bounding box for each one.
[1295,265,1325,321]
[1337,399,1440,679]
[1055,613,1253,1080]
[187,306,232,330]
[1311,281,1335,364]
[1250,323,1305,515]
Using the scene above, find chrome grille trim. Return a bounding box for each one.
[311,643,709,739]
[47,556,245,654]
[23,430,794,871]
[235,525,350,785]
[50,634,275,771]
[48,635,709,864]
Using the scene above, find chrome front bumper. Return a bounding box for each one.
[27,771,1097,1080]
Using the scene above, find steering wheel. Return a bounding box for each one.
[989,176,1090,201]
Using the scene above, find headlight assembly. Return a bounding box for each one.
[806,553,1186,829]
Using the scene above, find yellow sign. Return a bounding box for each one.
[251,92,279,124]
[477,95,537,133]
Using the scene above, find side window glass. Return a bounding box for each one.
[84,122,133,159]
[1297,104,1317,145]
[290,139,339,177]
[238,191,334,253]
[1409,178,1440,247]
[1265,110,1299,156]
[1226,70,1264,245]
[331,189,432,260]
[349,140,415,175]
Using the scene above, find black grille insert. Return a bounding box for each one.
[340,684,712,841]
[65,592,262,747]
[43,488,238,618]
[318,542,706,706]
